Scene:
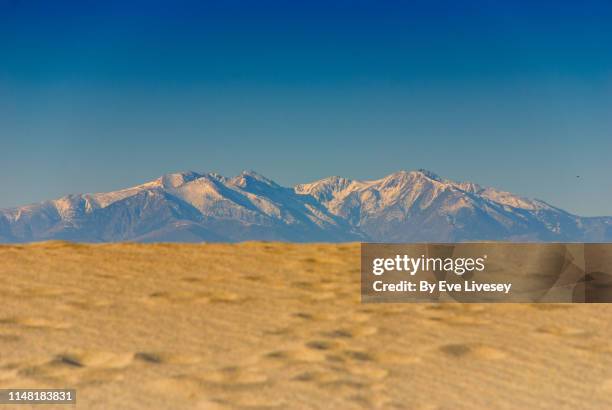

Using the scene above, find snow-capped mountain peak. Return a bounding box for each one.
[0,170,610,243]
[160,171,203,189]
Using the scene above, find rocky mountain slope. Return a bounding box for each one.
[1,170,610,243]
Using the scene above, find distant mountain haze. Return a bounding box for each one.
[1,170,610,243]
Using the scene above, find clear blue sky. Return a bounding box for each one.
[1,0,611,216]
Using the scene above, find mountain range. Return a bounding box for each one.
[1,169,610,243]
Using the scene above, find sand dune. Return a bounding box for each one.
[0,242,610,409]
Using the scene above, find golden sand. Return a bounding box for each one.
[0,242,610,409]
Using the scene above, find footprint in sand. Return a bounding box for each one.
[305,340,338,351]
[150,365,270,398]
[438,343,507,360]
[134,352,201,365]
[321,325,378,339]
[53,351,134,369]
[345,362,389,381]
[322,329,353,339]
[343,350,376,362]
[198,366,269,386]
[290,360,368,390]
[265,343,390,404]
[242,274,267,283]
[290,311,339,322]
[292,311,315,320]
[181,276,204,283]
[265,338,383,369]
[265,347,327,363]
[18,351,133,385]
[292,370,342,388]
[147,377,256,409]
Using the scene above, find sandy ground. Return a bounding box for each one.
[0,242,611,409]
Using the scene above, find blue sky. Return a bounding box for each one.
[1,0,611,215]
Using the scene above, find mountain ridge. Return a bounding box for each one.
[1,169,610,243]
